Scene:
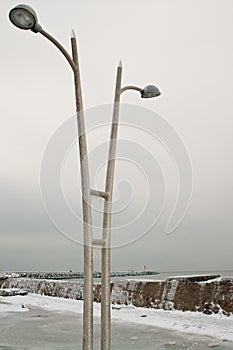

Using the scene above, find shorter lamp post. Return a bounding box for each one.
[100,62,160,349]
[9,5,161,350]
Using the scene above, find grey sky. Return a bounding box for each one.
[0,0,233,272]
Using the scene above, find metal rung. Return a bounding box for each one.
[92,239,106,247]
[90,189,108,199]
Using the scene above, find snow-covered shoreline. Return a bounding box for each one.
[0,293,232,343]
[1,276,233,317]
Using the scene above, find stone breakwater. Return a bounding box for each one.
[1,277,232,315]
[109,278,233,315]
[0,278,84,300]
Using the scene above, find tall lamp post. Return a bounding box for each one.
[9,5,161,350]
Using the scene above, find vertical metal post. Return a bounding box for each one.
[71,31,93,350]
[101,61,123,350]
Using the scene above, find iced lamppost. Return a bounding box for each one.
[9,5,161,350]
[99,65,160,350]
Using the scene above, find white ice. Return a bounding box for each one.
[0,293,232,342]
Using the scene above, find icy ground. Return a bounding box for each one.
[0,293,232,349]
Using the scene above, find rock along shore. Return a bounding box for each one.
[0,276,232,315]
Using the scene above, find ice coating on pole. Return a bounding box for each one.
[71,29,76,39]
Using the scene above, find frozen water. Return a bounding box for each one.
[0,294,232,349]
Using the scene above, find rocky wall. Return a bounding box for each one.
[1,277,84,300]
[111,278,233,315]
[1,277,233,315]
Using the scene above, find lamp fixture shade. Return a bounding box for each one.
[9,4,41,32]
[141,85,161,98]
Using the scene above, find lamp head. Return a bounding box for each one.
[9,4,42,33]
[141,85,161,99]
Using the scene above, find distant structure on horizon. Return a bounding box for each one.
[5,270,159,280]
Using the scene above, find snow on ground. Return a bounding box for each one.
[0,293,232,342]
[111,306,233,342]
[0,298,28,313]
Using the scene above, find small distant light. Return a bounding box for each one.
[141,85,161,99]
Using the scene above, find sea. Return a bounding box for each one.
[65,269,233,283]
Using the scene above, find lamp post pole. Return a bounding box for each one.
[101,62,161,350]
[41,29,94,350]
[40,29,93,350]
[101,61,122,350]
[70,31,94,350]
[9,5,161,350]
[9,5,94,349]
[39,28,94,350]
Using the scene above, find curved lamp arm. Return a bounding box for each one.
[121,84,161,98]
[120,85,142,94]
[40,29,77,73]
[9,4,77,73]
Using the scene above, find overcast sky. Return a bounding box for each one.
[0,0,233,273]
